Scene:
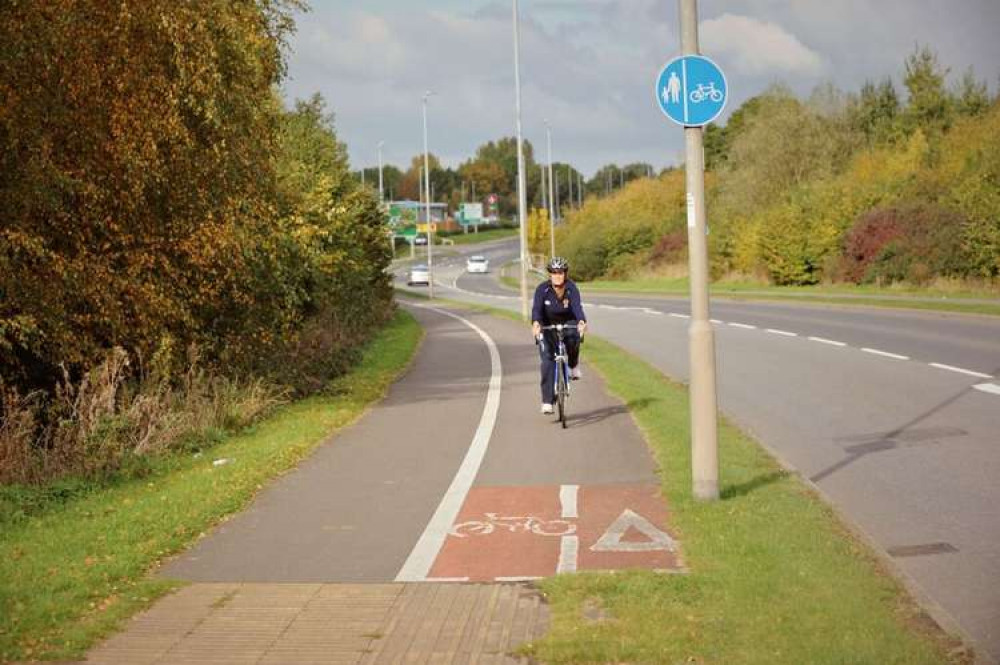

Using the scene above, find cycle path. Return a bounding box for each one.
[81,302,678,664]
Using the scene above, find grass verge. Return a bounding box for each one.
[496,270,1000,316]
[0,310,423,662]
[394,294,966,663]
[442,227,519,245]
[584,276,1000,317]
[520,335,966,664]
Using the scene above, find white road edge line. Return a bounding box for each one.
[808,336,847,347]
[557,535,579,574]
[861,347,909,361]
[766,328,797,337]
[728,322,756,330]
[669,313,690,319]
[929,363,993,379]
[560,484,579,519]
[973,383,1000,396]
[395,305,502,582]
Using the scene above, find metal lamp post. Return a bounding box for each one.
[512,0,529,320]
[422,91,435,300]
[544,119,555,258]
[377,141,385,205]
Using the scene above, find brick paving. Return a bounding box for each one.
[78,583,547,665]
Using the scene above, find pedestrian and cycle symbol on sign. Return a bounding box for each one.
[655,54,728,127]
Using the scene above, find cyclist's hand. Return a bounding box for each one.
[532,321,541,338]
[578,320,588,336]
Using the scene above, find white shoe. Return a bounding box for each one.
[570,366,582,380]
[541,403,554,415]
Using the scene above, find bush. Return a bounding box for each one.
[839,203,970,285]
[557,173,686,281]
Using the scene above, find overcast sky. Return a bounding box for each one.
[280,0,1000,176]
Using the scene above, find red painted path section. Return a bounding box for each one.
[429,484,683,581]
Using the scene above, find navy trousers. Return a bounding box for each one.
[537,323,580,404]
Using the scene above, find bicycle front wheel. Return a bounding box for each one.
[556,363,568,428]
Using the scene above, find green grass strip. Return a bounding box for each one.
[0,310,423,662]
[523,335,961,664]
[583,277,1000,317]
[442,227,519,245]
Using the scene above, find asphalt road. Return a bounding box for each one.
[163,303,678,585]
[396,237,1000,664]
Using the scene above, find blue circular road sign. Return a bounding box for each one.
[655,55,727,127]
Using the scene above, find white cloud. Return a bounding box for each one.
[701,13,825,76]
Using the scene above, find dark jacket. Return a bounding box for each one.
[531,279,587,325]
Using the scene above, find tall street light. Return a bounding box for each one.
[512,0,529,320]
[544,118,555,258]
[377,141,385,205]
[680,0,719,501]
[422,90,436,300]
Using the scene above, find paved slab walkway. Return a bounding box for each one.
[82,583,546,665]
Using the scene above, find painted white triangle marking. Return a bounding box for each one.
[590,509,678,553]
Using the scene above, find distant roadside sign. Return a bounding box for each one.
[655,55,727,127]
[459,202,483,226]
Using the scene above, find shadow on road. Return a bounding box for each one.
[809,367,999,484]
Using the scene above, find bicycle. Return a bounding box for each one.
[539,323,581,429]
[450,513,576,538]
[689,82,723,103]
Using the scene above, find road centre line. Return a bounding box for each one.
[560,485,579,519]
[557,535,580,574]
[395,305,502,582]
[728,322,756,329]
[808,336,847,347]
[766,328,797,337]
[973,383,1000,396]
[862,347,909,361]
[929,363,993,379]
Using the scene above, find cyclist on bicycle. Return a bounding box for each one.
[531,256,588,414]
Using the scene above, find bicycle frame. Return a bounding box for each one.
[540,324,576,428]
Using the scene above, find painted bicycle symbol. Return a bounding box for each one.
[450,513,576,538]
[689,82,723,104]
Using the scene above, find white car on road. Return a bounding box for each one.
[466,255,490,274]
[407,264,430,286]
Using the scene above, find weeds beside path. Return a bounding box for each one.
[0,310,423,662]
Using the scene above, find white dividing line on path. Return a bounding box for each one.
[644,308,665,316]
[557,535,579,574]
[560,484,579,519]
[766,328,797,337]
[929,363,993,379]
[669,313,690,319]
[973,383,1000,396]
[808,336,847,347]
[728,322,756,330]
[862,347,909,361]
[395,305,503,582]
